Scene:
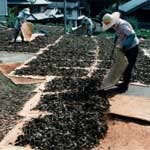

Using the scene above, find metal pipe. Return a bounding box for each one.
[64,0,67,34]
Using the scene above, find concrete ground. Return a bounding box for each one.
[95,83,150,150]
[0,51,35,63]
[126,84,150,98]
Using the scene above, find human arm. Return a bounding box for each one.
[30,13,38,21]
[119,23,136,52]
[122,33,135,51]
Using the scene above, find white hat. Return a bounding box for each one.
[78,15,85,20]
[102,12,120,31]
[23,8,30,15]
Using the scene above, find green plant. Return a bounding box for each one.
[126,16,138,30]
[66,22,73,33]
[7,7,18,28]
[136,29,150,39]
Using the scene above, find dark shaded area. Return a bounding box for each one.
[88,0,120,17]
[108,114,150,126]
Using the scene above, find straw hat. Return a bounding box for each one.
[102,12,120,31]
[23,8,30,15]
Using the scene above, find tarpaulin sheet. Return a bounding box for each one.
[21,22,34,41]
[101,49,128,90]
[0,63,45,85]
[109,94,150,121]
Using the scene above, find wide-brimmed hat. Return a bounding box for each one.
[102,12,120,31]
[23,8,30,15]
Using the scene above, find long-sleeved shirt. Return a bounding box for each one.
[14,10,30,29]
[81,16,94,35]
[113,18,139,50]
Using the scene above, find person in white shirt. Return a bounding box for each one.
[81,16,94,36]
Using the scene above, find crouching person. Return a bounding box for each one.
[81,15,95,36]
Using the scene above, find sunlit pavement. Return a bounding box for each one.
[0,51,35,63]
[125,84,150,98]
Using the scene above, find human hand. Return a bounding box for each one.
[121,48,126,54]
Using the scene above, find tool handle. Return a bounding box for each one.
[110,35,118,59]
[110,44,116,60]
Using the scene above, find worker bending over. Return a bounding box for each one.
[102,12,139,92]
[13,8,36,43]
[81,16,95,36]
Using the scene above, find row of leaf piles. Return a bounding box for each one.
[15,35,96,76]
[15,79,109,150]
[0,73,33,141]
[13,34,150,150]
[0,25,63,53]
[14,34,150,85]
[14,35,111,150]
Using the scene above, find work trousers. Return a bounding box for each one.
[14,28,24,42]
[123,45,139,85]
